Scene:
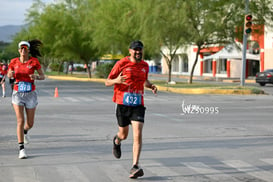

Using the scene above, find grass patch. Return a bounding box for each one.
[151,80,264,94]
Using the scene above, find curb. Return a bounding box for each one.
[156,86,255,95]
[47,75,263,95]
[47,76,105,83]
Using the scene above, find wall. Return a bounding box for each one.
[264,49,273,69]
[230,60,241,78]
[264,26,273,69]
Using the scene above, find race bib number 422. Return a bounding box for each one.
[18,82,32,92]
[123,92,142,106]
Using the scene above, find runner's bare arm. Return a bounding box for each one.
[105,72,127,87]
[145,80,157,95]
[7,69,14,78]
[29,69,45,80]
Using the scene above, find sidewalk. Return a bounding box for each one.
[148,73,256,83]
[47,74,264,95]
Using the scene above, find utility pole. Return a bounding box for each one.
[241,0,249,86]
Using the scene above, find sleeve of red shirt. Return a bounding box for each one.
[145,62,149,79]
[8,58,16,71]
[32,58,42,70]
[108,61,121,79]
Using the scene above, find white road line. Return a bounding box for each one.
[142,162,181,182]
[151,113,169,117]
[260,158,273,165]
[183,162,241,182]
[95,97,107,101]
[151,113,181,122]
[63,97,79,102]
[81,97,95,102]
[101,164,129,182]
[12,167,39,182]
[0,168,12,182]
[56,165,89,182]
[223,160,273,182]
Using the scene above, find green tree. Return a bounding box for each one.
[10,0,273,82]
[21,0,99,77]
[91,0,143,56]
[184,0,273,83]
[138,0,188,83]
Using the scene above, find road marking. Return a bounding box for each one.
[151,113,169,117]
[57,165,89,182]
[260,158,273,165]
[101,164,129,182]
[63,97,79,102]
[223,160,273,182]
[12,167,39,182]
[142,162,181,181]
[151,113,181,122]
[95,97,107,101]
[81,97,95,102]
[0,168,12,182]
[183,162,241,182]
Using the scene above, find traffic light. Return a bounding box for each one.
[244,14,252,35]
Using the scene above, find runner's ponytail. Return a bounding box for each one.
[29,40,42,58]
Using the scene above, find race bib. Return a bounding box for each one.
[123,92,142,106]
[18,82,32,92]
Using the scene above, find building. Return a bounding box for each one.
[160,24,273,79]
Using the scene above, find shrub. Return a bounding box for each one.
[49,63,63,72]
[95,63,115,78]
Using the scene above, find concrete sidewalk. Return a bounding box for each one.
[47,74,264,95]
[148,73,256,83]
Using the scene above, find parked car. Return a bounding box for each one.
[256,69,273,86]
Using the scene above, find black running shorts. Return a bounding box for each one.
[116,104,146,127]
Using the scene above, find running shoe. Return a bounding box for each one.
[129,165,144,179]
[18,149,27,159]
[24,134,30,144]
[112,135,121,159]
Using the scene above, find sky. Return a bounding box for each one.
[0,0,54,26]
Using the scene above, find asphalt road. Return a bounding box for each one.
[1,79,273,182]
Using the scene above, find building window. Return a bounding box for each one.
[180,54,188,72]
[203,59,213,73]
[217,59,227,74]
[172,55,179,72]
[248,41,260,55]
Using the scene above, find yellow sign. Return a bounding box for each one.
[100,54,124,60]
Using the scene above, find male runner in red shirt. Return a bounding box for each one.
[105,40,157,179]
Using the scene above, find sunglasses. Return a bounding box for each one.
[20,45,29,50]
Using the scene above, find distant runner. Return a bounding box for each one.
[0,63,7,97]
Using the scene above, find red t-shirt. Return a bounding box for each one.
[108,56,149,106]
[0,65,7,76]
[8,57,41,91]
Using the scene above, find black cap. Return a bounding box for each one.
[129,40,144,49]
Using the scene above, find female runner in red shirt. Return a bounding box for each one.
[7,40,45,159]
